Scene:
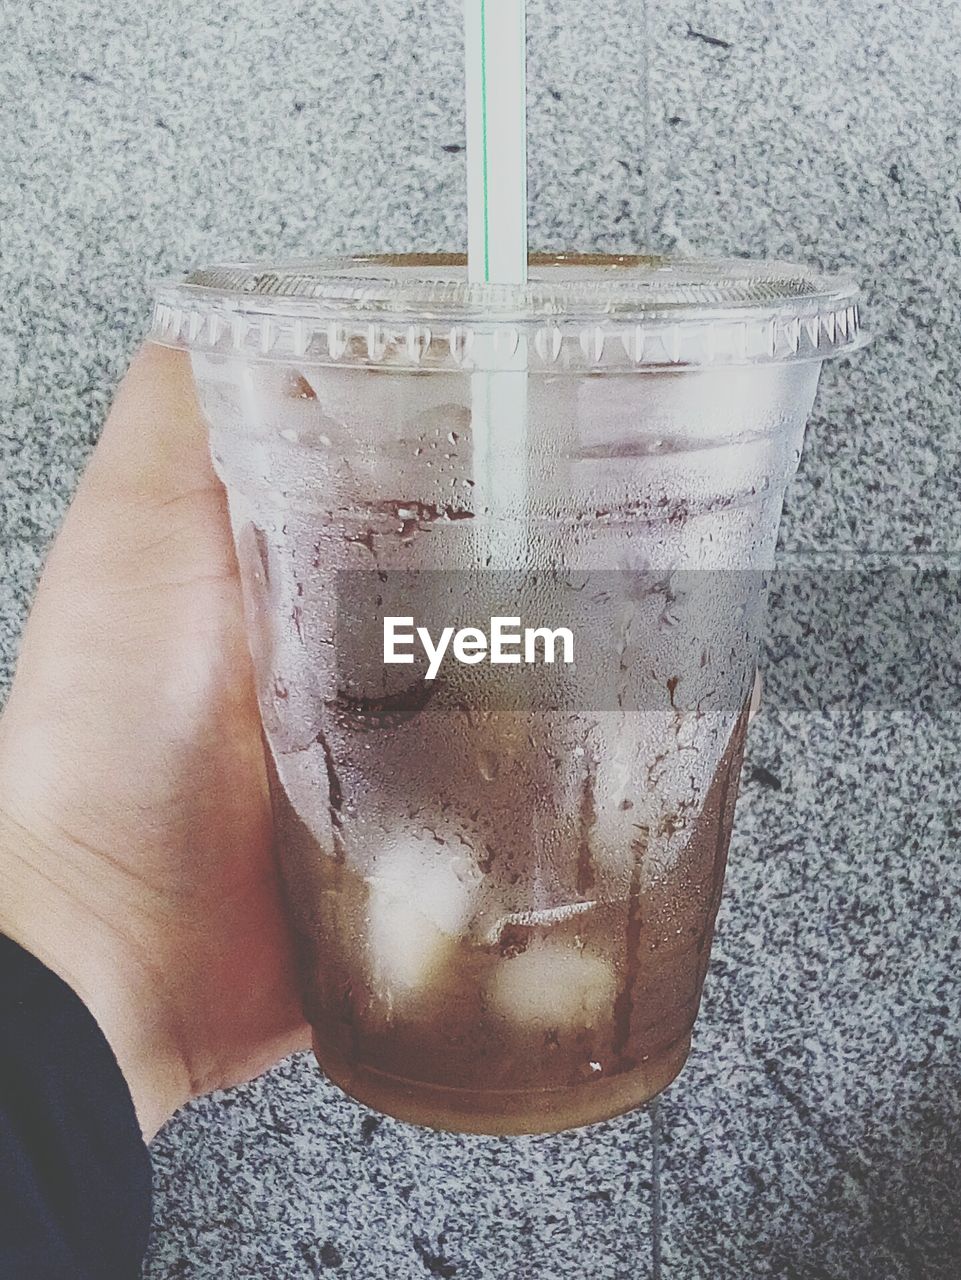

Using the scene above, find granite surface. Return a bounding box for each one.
[2,0,961,1276]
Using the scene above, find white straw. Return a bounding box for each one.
[464,0,529,569]
[464,0,528,285]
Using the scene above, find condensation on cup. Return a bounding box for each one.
[150,255,862,1133]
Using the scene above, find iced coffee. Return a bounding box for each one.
[151,254,862,1132]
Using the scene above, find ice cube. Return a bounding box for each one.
[365,834,480,1000]
[367,890,454,998]
[587,712,666,879]
[588,706,738,886]
[488,943,617,1030]
[367,836,479,933]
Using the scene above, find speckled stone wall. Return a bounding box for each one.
[2,1,960,1276]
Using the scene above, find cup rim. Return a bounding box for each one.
[149,253,864,370]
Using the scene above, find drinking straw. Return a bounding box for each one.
[464,0,528,285]
[464,0,529,568]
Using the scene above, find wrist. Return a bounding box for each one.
[0,799,193,1139]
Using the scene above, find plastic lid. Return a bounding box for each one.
[149,253,863,371]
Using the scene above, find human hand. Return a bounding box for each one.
[0,344,309,1140]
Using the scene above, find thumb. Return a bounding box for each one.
[37,343,236,598]
[79,342,218,509]
[7,343,240,715]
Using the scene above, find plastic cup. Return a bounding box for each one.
[150,255,861,1134]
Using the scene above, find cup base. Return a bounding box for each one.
[311,1031,691,1135]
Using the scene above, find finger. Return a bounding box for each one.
[13,344,239,704]
[39,342,236,597]
[79,342,218,508]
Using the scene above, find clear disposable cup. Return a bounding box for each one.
[150,255,861,1134]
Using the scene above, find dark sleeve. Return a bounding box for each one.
[0,933,152,1279]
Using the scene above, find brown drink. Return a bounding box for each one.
[271,700,749,1134]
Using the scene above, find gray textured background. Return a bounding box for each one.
[3,0,961,1276]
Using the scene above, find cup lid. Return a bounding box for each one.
[150,253,863,371]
